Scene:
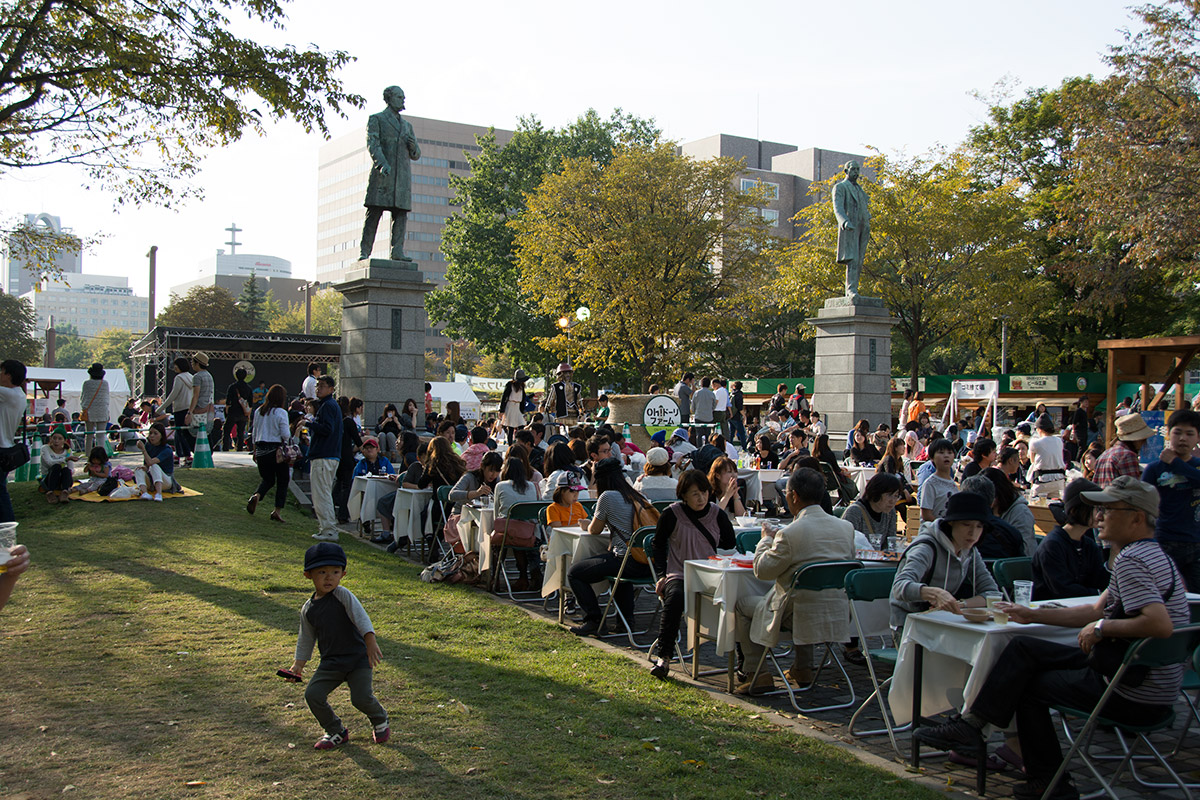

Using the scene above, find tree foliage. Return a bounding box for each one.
[90,327,134,378]
[237,272,267,331]
[0,0,362,207]
[427,109,660,372]
[157,285,249,330]
[0,292,41,364]
[51,322,92,368]
[775,152,1040,385]
[265,288,342,336]
[513,142,776,388]
[1066,0,1200,277]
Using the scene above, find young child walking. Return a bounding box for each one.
[288,542,390,750]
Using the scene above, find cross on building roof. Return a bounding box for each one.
[225,222,242,255]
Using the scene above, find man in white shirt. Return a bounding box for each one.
[0,359,29,523]
[301,362,322,400]
[713,378,731,441]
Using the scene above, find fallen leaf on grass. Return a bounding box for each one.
[640,737,659,742]
[287,743,296,749]
[165,720,180,726]
[62,786,76,793]
[725,755,738,761]
[465,767,476,775]
[641,742,660,751]
[748,714,760,719]
[682,759,706,767]
[38,726,48,733]
[184,782,206,787]
[469,746,485,750]
[597,779,615,784]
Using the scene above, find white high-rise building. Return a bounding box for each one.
[23,273,150,339]
[4,213,83,296]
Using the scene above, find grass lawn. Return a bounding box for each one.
[0,468,939,800]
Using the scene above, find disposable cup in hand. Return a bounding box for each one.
[0,522,16,573]
[1013,580,1033,606]
[984,591,1003,610]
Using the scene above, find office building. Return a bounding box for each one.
[23,273,150,340]
[168,225,307,303]
[679,135,865,239]
[315,114,514,359]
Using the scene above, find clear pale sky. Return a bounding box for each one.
[0,0,1140,312]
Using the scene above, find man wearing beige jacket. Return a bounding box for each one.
[734,468,855,695]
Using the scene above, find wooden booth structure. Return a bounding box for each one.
[1098,336,1200,443]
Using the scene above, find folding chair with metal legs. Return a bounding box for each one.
[598,527,657,649]
[489,501,551,602]
[1039,623,1200,800]
[743,560,863,714]
[845,566,905,756]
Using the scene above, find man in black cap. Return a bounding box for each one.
[915,476,1188,800]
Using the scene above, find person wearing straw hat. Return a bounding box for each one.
[186,352,215,453]
[542,363,583,434]
[1094,412,1153,488]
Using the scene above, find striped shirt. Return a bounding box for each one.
[1106,539,1188,704]
[594,491,636,555]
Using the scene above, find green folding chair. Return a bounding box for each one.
[992,557,1033,599]
[598,527,658,649]
[490,500,551,601]
[1042,623,1200,800]
[580,498,598,517]
[744,559,863,713]
[845,567,904,755]
[652,500,675,513]
[820,462,858,505]
[735,530,761,554]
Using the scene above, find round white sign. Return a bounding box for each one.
[643,394,681,428]
[234,360,256,382]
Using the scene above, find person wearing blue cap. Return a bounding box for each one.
[287,542,389,750]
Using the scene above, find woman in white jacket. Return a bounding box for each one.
[161,358,194,465]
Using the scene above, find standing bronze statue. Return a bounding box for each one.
[832,160,871,300]
[359,86,421,261]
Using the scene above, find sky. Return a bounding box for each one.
[0,0,1142,313]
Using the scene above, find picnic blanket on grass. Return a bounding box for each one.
[75,482,202,502]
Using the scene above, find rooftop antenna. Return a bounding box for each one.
[225,222,242,255]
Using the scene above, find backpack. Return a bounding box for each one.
[628,501,660,564]
[689,444,723,475]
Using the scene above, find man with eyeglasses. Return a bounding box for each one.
[913,475,1188,800]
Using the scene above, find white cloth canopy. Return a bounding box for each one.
[25,366,130,422]
[429,381,482,421]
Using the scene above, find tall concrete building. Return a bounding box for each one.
[168,225,306,304]
[22,273,150,340]
[315,114,514,360]
[679,135,865,238]
[4,213,82,296]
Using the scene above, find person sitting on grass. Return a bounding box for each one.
[547,472,589,528]
[40,427,77,503]
[649,469,736,679]
[69,446,112,496]
[134,422,180,501]
[287,542,389,751]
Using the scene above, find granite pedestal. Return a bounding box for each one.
[335,259,433,425]
[808,296,897,434]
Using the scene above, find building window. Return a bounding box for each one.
[740,178,780,200]
[761,209,780,227]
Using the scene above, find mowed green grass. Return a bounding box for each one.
[0,468,937,800]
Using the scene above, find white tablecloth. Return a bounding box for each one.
[347,475,397,525]
[457,503,495,573]
[845,464,877,494]
[389,487,432,544]
[738,468,783,505]
[541,526,610,599]
[888,600,1090,727]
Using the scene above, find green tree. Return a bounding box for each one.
[0,293,42,364]
[157,285,249,330]
[237,273,267,331]
[51,322,92,368]
[91,328,135,380]
[476,349,514,379]
[513,142,775,388]
[266,289,342,336]
[775,151,1040,385]
[0,0,361,210]
[1066,0,1200,278]
[427,109,660,371]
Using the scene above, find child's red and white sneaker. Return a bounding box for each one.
[372,721,390,744]
[314,727,349,750]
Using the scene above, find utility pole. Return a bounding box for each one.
[147,246,158,330]
[298,281,320,334]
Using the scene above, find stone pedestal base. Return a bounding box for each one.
[335,259,433,425]
[807,296,897,434]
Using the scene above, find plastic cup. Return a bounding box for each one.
[0,522,16,573]
[984,591,1003,610]
[992,609,1009,625]
[1013,580,1033,606]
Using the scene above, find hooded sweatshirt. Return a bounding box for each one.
[999,494,1038,557]
[890,520,998,630]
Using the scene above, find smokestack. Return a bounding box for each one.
[45,314,56,368]
[147,245,158,330]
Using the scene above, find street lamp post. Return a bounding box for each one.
[558,306,591,367]
[298,281,321,334]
